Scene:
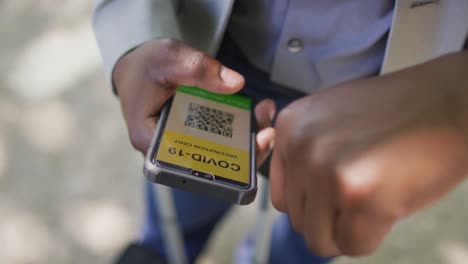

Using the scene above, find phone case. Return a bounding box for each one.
[143,98,258,205]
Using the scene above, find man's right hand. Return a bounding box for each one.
[113,38,276,166]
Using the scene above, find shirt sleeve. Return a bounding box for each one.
[92,0,182,86]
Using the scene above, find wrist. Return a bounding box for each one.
[458,52,468,134]
[112,46,140,96]
[399,51,468,173]
[450,51,468,169]
[428,51,468,144]
[449,51,468,139]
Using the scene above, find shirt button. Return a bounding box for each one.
[287,38,304,53]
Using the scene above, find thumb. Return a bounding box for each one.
[255,99,276,166]
[150,39,245,94]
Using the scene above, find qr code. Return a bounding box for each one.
[184,102,235,138]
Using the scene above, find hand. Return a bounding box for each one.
[270,52,468,257]
[113,38,275,166]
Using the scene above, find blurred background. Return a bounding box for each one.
[0,1,467,263]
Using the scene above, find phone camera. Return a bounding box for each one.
[191,170,213,181]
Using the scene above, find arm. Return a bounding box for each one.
[270,50,468,257]
[92,0,181,84]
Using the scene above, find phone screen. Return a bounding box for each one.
[154,85,253,188]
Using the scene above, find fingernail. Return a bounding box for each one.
[269,138,275,150]
[220,67,244,88]
[269,107,276,121]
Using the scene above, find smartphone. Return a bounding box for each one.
[144,85,257,205]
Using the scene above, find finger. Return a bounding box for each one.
[303,198,341,257]
[122,82,173,154]
[335,206,395,256]
[150,39,245,94]
[285,182,306,234]
[255,99,276,131]
[283,148,307,235]
[270,147,288,212]
[256,127,275,167]
[128,117,158,155]
[334,152,399,256]
[255,99,276,167]
[301,171,341,257]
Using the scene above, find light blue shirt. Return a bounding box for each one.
[228,0,395,93]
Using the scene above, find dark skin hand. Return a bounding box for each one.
[271,51,468,257]
[113,38,276,166]
[114,37,468,257]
